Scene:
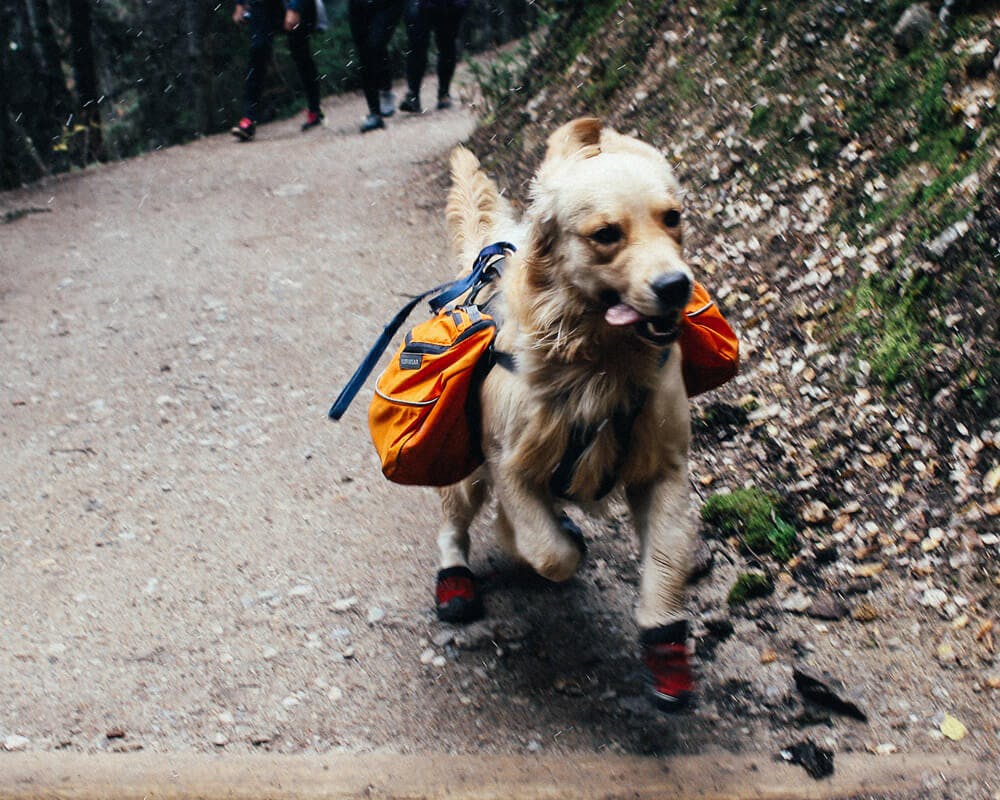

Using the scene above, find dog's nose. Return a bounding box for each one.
[651,272,692,310]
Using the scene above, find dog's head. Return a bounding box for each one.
[525,117,692,347]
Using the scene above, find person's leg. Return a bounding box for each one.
[287,28,320,114]
[371,0,405,101]
[348,0,381,116]
[403,0,429,105]
[432,3,465,105]
[243,0,278,122]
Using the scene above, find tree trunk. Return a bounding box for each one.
[184,0,209,133]
[68,0,103,163]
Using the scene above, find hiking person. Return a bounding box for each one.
[399,0,468,113]
[231,0,324,141]
[348,0,406,133]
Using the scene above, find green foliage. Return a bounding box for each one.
[727,571,774,605]
[701,488,798,561]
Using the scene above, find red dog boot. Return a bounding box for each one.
[641,621,695,712]
[435,566,484,623]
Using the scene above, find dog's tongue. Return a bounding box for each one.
[605,303,643,326]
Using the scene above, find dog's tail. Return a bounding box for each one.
[447,147,505,269]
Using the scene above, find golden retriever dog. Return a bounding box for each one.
[434,117,697,710]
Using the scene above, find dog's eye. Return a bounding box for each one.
[663,209,682,228]
[590,225,623,246]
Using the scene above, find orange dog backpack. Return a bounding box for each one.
[680,282,740,397]
[368,305,496,485]
[328,243,513,486]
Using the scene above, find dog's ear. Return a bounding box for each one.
[523,214,559,292]
[544,117,603,163]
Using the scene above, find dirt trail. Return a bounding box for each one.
[0,91,995,798]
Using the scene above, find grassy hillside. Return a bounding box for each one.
[471,0,998,425]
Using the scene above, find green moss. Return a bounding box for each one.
[701,488,798,561]
[727,571,775,605]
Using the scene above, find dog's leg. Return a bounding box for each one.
[435,477,487,623]
[493,468,582,582]
[627,467,695,711]
[438,477,486,569]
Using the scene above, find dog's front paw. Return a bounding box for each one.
[641,622,695,712]
[435,566,484,624]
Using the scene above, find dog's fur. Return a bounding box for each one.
[439,118,695,632]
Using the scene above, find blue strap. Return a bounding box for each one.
[328,242,515,420]
[428,241,515,312]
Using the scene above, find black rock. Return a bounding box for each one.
[780,739,835,779]
[793,667,868,721]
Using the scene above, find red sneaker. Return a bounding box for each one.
[435,566,483,623]
[301,110,324,132]
[641,622,695,711]
[231,117,255,141]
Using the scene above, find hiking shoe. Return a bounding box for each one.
[301,110,324,131]
[641,622,695,712]
[399,93,422,113]
[436,94,453,110]
[231,117,255,141]
[360,113,385,133]
[435,566,484,623]
[379,90,396,117]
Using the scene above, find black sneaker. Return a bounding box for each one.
[300,110,324,131]
[231,117,255,141]
[399,93,422,113]
[436,94,453,110]
[360,113,385,133]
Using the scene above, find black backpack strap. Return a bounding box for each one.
[550,390,648,501]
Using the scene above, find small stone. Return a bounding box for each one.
[432,630,455,648]
[105,728,126,740]
[262,646,279,660]
[420,648,435,665]
[874,742,898,755]
[2,734,30,751]
[332,596,358,612]
[431,655,447,668]
[367,607,386,625]
[851,602,879,622]
[211,732,228,747]
[217,711,235,725]
[920,588,948,608]
[935,643,956,663]
[760,648,779,664]
[327,686,344,702]
[801,501,832,524]
[808,593,848,620]
[526,739,542,753]
[281,695,300,709]
[249,733,272,746]
[892,4,932,52]
[782,591,812,614]
[288,584,313,597]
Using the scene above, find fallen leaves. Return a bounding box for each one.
[939,714,967,741]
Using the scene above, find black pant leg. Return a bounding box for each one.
[287,27,320,113]
[432,5,464,99]
[244,0,280,121]
[349,0,380,114]
[370,0,404,94]
[404,0,429,97]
